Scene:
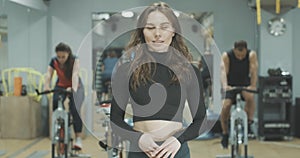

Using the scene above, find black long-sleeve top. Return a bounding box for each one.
[110,51,206,150]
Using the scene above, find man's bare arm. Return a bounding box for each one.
[221,52,229,90]
[249,51,258,89]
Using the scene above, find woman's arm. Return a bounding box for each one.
[177,65,207,144]
[72,59,80,92]
[153,65,207,158]
[109,63,143,150]
[44,66,54,91]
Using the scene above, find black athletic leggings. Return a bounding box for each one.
[52,82,85,133]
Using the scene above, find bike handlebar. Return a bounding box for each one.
[35,88,72,95]
[224,86,259,94]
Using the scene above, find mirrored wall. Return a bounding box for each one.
[91,11,214,69]
[91,10,214,108]
[0,14,8,70]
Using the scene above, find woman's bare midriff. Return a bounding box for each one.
[133,120,183,141]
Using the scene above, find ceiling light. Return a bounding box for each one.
[121,11,134,18]
[93,13,110,20]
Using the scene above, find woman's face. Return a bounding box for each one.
[143,11,175,52]
[56,51,69,64]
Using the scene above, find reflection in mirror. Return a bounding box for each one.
[0,14,8,70]
[91,11,214,110]
[183,12,214,111]
[184,12,218,140]
[92,12,135,102]
[191,12,214,53]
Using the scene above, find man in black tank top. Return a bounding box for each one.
[220,40,258,148]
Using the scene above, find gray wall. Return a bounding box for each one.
[292,9,300,99]
[259,9,300,101]
[259,11,293,76]
[0,40,8,70]
[6,1,47,72]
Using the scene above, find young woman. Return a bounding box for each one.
[110,2,206,158]
[44,42,85,149]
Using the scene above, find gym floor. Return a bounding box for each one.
[1,102,299,158]
[0,136,300,158]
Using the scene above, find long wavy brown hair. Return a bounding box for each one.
[125,2,192,90]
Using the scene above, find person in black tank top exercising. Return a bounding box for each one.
[220,40,258,149]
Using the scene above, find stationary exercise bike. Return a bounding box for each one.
[97,80,129,158]
[99,80,112,103]
[36,89,90,158]
[97,103,127,158]
[217,87,258,158]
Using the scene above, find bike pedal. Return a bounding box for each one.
[99,140,108,151]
